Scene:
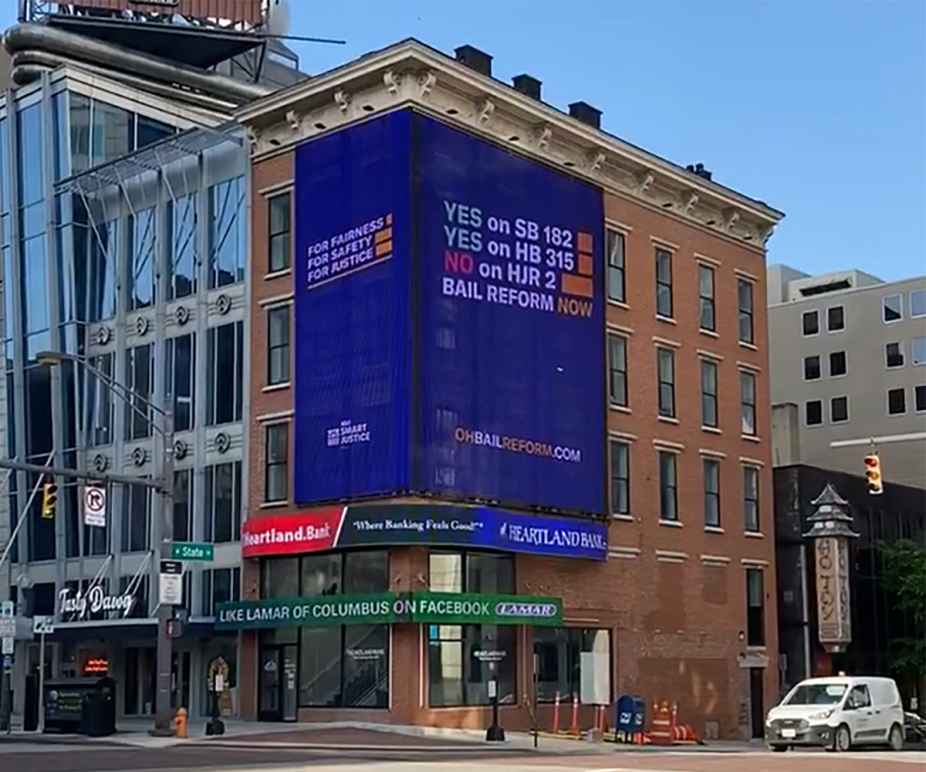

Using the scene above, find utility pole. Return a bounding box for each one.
[152,407,175,736]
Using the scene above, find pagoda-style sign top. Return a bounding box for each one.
[803,483,860,540]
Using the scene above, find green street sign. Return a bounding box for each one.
[214,591,563,631]
[170,542,214,561]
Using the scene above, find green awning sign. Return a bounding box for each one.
[215,591,562,631]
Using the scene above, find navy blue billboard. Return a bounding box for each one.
[293,111,412,502]
[414,116,605,514]
[294,111,605,514]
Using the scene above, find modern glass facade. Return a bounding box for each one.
[0,69,249,719]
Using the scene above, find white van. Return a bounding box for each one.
[765,676,904,752]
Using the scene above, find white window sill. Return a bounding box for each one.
[264,268,292,280]
[738,341,758,351]
[262,382,291,393]
[656,314,677,325]
[741,434,761,443]
[704,526,725,534]
[744,531,765,539]
[609,404,632,414]
[699,328,719,338]
[658,415,680,424]
[612,514,634,522]
[259,500,290,509]
[607,299,630,310]
[702,426,722,434]
[659,519,684,528]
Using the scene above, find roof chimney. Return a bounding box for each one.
[568,101,601,129]
[512,74,542,100]
[685,162,713,181]
[454,45,493,77]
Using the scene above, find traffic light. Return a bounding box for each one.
[41,482,57,519]
[864,454,883,495]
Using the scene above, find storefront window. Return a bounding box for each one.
[262,556,299,599]
[427,550,516,707]
[534,627,611,702]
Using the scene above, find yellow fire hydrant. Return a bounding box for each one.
[173,707,189,738]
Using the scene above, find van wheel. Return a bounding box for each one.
[833,724,852,752]
[889,724,904,751]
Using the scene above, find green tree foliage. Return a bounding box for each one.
[879,540,926,678]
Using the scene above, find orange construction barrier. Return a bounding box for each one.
[569,693,580,736]
[649,700,674,745]
[552,691,561,733]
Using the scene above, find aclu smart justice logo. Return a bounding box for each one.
[326,419,371,448]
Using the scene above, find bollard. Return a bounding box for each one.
[570,693,580,736]
[552,691,561,733]
[173,707,188,739]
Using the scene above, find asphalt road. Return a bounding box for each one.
[1,744,925,772]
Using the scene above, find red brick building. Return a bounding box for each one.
[232,41,783,739]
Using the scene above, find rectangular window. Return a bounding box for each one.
[607,335,627,407]
[703,458,720,528]
[265,423,289,503]
[658,451,678,522]
[888,388,906,415]
[173,469,193,543]
[165,334,195,433]
[740,371,757,436]
[827,305,845,331]
[124,344,153,441]
[802,310,819,336]
[121,483,150,552]
[657,348,675,418]
[805,400,823,426]
[86,352,114,447]
[830,396,849,423]
[829,351,847,377]
[606,228,625,303]
[206,321,244,425]
[746,568,765,646]
[610,440,630,515]
[701,359,718,428]
[202,568,240,616]
[912,290,926,318]
[737,279,754,344]
[534,628,611,703]
[743,466,760,533]
[804,355,821,380]
[267,305,291,386]
[883,293,903,323]
[655,248,673,318]
[699,264,715,331]
[886,342,904,368]
[268,192,291,273]
[915,385,926,413]
[127,207,156,311]
[168,194,197,300]
[912,337,926,366]
[208,176,246,288]
[87,217,118,322]
[204,462,242,543]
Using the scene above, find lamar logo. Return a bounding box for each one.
[494,601,558,618]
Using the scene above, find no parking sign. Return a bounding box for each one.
[83,486,106,527]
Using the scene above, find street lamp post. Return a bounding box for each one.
[35,351,176,736]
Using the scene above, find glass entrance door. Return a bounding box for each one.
[259,645,298,721]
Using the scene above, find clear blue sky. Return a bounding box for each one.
[3,1,924,280]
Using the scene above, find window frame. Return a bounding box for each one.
[698,263,716,332]
[267,191,292,274]
[911,289,926,319]
[745,567,765,646]
[830,395,849,424]
[655,247,674,319]
[658,450,678,523]
[267,304,291,386]
[739,370,757,436]
[737,278,754,344]
[743,465,761,534]
[703,458,721,529]
[912,336,926,367]
[609,439,630,516]
[606,227,626,304]
[203,461,242,544]
[803,355,821,381]
[608,333,628,408]
[700,358,719,429]
[882,293,903,324]
[657,347,676,419]
[805,399,824,427]
[802,310,819,336]
[826,305,845,332]
[828,350,848,378]
[885,341,905,369]
[914,384,926,414]
[264,421,290,503]
[887,387,907,416]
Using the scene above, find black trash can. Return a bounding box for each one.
[80,677,116,737]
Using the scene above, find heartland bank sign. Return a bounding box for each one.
[59,585,136,620]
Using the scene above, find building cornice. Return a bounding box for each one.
[236,39,783,248]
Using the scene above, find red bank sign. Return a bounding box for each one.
[241,507,344,558]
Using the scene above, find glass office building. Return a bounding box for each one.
[1,65,249,720]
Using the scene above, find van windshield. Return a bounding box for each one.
[784,684,848,706]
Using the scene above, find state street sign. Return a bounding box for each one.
[215,591,563,631]
[170,542,214,561]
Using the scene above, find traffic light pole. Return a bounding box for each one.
[151,408,175,737]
